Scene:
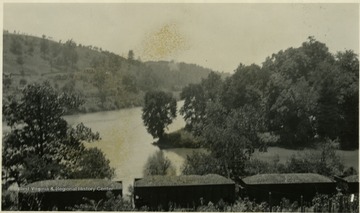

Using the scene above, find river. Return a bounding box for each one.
[64,101,199,194]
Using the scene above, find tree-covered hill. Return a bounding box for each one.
[2,30,221,112]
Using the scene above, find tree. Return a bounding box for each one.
[201,71,222,101]
[2,82,112,186]
[62,39,78,69]
[27,40,34,56]
[220,64,266,110]
[10,37,22,55]
[40,35,49,56]
[142,91,177,140]
[3,77,12,89]
[16,56,24,71]
[262,38,332,147]
[128,50,134,61]
[334,50,359,149]
[199,102,254,180]
[70,148,114,179]
[179,84,206,132]
[122,74,138,93]
[182,151,223,176]
[143,151,174,176]
[316,74,341,140]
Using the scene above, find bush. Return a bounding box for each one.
[244,139,346,177]
[70,191,133,211]
[245,156,287,176]
[1,189,18,210]
[284,140,345,176]
[311,193,359,213]
[157,129,202,149]
[70,147,115,179]
[19,78,27,86]
[143,151,175,176]
[182,151,223,176]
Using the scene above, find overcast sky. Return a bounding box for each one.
[3,3,359,73]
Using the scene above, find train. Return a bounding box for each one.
[18,173,358,211]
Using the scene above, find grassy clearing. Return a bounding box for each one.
[252,147,359,170]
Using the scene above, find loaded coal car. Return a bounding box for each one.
[19,179,122,210]
[133,174,235,210]
[239,173,337,204]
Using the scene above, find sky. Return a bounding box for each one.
[2,3,359,73]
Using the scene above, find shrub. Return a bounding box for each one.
[284,140,345,176]
[143,151,175,176]
[19,78,27,86]
[70,191,133,211]
[182,151,223,176]
[244,156,287,176]
[1,189,18,210]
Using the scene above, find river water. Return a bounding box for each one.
[64,101,199,194]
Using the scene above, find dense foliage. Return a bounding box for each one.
[142,91,177,140]
[2,82,114,188]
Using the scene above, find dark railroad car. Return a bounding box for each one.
[19,179,122,210]
[133,174,235,210]
[240,173,336,204]
[343,175,359,193]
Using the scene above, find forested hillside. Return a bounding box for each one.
[2,31,220,112]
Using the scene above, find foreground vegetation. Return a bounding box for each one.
[7,192,356,212]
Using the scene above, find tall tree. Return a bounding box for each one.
[10,37,23,55]
[201,71,222,101]
[40,35,49,56]
[199,101,254,180]
[263,38,331,147]
[316,74,341,140]
[180,84,206,132]
[220,64,266,110]
[142,91,177,140]
[62,39,78,69]
[335,50,359,149]
[2,82,112,186]
[128,50,134,61]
